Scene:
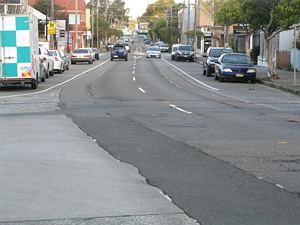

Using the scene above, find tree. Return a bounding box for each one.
[139,0,182,44]
[216,0,300,78]
[87,0,129,44]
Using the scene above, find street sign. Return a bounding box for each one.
[0,0,21,5]
[47,21,56,35]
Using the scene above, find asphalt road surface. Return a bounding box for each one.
[1,46,300,225]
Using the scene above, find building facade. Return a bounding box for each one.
[28,0,89,50]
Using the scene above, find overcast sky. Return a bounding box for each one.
[124,0,183,19]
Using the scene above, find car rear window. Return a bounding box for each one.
[222,55,252,65]
[73,49,89,54]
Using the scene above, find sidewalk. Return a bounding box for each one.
[255,66,300,95]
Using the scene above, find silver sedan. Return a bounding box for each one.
[145,46,161,59]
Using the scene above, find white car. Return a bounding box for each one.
[171,44,180,60]
[159,43,170,52]
[39,45,54,77]
[49,50,64,74]
[146,46,161,58]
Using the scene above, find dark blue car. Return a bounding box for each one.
[111,44,128,61]
[214,53,256,83]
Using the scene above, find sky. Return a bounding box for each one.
[124,0,182,19]
[124,0,156,19]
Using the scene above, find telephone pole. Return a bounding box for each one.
[75,0,78,49]
[50,0,55,49]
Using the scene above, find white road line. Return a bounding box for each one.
[0,60,110,99]
[276,184,284,189]
[162,58,219,91]
[133,77,136,81]
[169,104,192,114]
[138,87,146,93]
[133,71,135,74]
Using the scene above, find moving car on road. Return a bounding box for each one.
[174,45,194,62]
[159,43,170,52]
[203,47,233,76]
[71,48,94,64]
[111,44,128,61]
[49,50,64,74]
[214,53,256,83]
[145,46,161,58]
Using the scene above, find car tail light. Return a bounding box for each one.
[71,55,76,58]
[84,54,90,58]
[54,56,59,61]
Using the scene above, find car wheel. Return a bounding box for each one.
[207,68,212,77]
[215,73,219,80]
[125,57,128,61]
[219,75,224,82]
[31,76,38,89]
[111,58,113,61]
[251,79,256,84]
[171,56,174,60]
[71,61,76,64]
[49,70,54,76]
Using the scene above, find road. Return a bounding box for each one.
[1,45,300,225]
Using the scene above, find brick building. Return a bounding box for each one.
[28,0,90,50]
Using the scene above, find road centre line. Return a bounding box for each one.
[133,77,136,81]
[138,86,146,93]
[162,58,219,91]
[169,104,192,114]
[0,60,110,99]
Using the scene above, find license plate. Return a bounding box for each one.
[114,55,118,58]
[236,74,244,77]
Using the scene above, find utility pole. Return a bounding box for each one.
[187,0,190,45]
[75,0,78,49]
[193,0,198,61]
[96,0,99,49]
[294,25,297,87]
[50,0,54,49]
[91,0,94,47]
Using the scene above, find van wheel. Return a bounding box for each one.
[31,78,38,89]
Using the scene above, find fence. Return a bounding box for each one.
[291,48,300,71]
[276,50,290,69]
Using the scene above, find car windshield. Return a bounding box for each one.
[178,45,193,51]
[148,47,160,51]
[222,55,252,65]
[73,49,89,54]
[92,48,97,52]
[209,48,233,57]
[161,44,169,47]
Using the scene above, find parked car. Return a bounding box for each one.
[39,45,54,78]
[49,50,64,73]
[111,44,128,61]
[91,48,99,60]
[145,46,161,58]
[59,50,70,70]
[174,45,194,62]
[171,44,180,60]
[203,47,233,76]
[71,48,94,64]
[214,53,256,83]
[159,43,170,52]
[106,43,114,51]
